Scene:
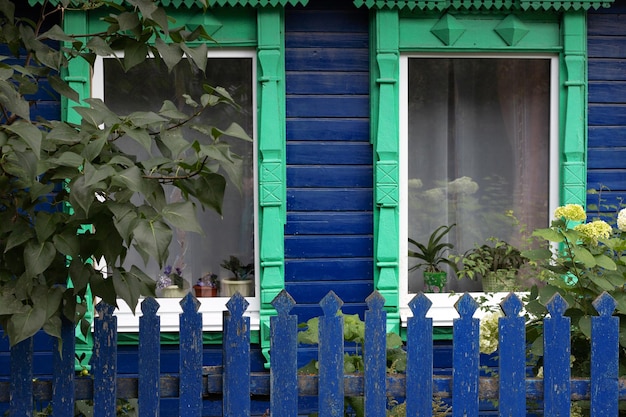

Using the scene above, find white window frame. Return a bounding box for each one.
[92,50,259,332]
[398,53,560,326]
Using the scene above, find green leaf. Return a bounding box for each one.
[0,293,27,315]
[110,203,138,242]
[578,315,592,339]
[112,269,141,313]
[5,223,34,252]
[123,40,148,71]
[34,212,57,242]
[0,79,30,119]
[132,219,172,265]
[8,304,47,346]
[162,201,202,234]
[116,11,141,32]
[83,162,115,188]
[6,120,42,157]
[69,175,94,216]
[38,24,74,42]
[532,228,564,243]
[154,38,182,72]
[113,166,146,194]
[86,36,116,57]
[213,122,252,142]
[571,246,596,268]
[127,111,167,128]
[594,253,617,270]
[47,122,81,145]
[158,100,188,121]
[158,128,189,157]
[177,174,225,215]
[24,241,56,277]
[53,151,84,168]
[180,43,207,73]
[53,232,80,258]
[48,74,79,103]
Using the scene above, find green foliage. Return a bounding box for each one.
[454,238,528,281]
[219,255,254,281]
[408,224,457,273]
[0,0,250,346]
[521,205,626,376]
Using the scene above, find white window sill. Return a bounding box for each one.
[113,296,260,333]
[400,292,526,328]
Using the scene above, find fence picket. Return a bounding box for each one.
[180,294,203,417]
[223,292,251,417]
[93,302,117,417]
[52,317,76,417]
[139,297,161,417]
[318,291,344,417]
[10,337,33,417]
[364,291,386,417]
[543,293,570,417]
[498,294,525,417]
[453,293,479,417]
[591,292,618,417]
[270,290,298,417]
[406,293,433,417]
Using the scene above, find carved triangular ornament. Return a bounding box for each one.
[495,15,530,46]
[431,14,466,46]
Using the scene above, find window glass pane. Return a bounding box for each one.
[104,57,255,295]
[407,58,550,292]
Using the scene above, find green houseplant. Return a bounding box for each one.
[193,272,219,297]
[408,224,457,292]
[220,255,254,297]
[455,239,527,292]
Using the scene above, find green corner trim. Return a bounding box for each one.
[29,0,308,7]
[354,0,613,11]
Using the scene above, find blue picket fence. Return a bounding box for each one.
[1,290,625,416]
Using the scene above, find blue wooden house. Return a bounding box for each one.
[2,0,626,414]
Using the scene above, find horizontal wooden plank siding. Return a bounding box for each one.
[284,0,372,321]
[587,2,626,212]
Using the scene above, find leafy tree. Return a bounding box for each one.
[0,0,251,346]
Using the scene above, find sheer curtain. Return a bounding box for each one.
[407,58,550,292]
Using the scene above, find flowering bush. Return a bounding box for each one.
[522,204,626,376]
[479,312,502,355]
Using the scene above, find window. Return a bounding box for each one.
[398,55,559,323]
[92,51,258,331]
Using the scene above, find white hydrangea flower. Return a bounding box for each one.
[617,208,626,232]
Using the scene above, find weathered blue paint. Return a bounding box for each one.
[406,293,433,417]
[453,293,479,417]
[591,292,619,417]
[93,303,117,417]
[498,294,525,417]
[223,293,251,417]
[52,318,75,417]
[10,337,33,417]
[364,292,386,416]
[180,295,203,417]
[543,294,571,417]
[139,298,160,417]
[318,291,344,417]
[270,290,298,417]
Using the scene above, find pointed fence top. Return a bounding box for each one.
[226,292,249,317]
[500,293,523,317]
[272,290,296,317]
[180,292,200,313]
[454,293,478,318]
[366,291,385,311]
[141,297,160,316]
[95,302,115,317]
[320,291,343,316]
[546,293,568,317]
[408,292,432,318]
[593,292,617,317]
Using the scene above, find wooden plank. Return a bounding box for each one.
[285,235,373,258]
[286,48,368,72]
[287,142,372,163]
[139,298,160,417]
[180,295,203,417]
[10,337,33,417]
[588,60,626,81]
[588,148,626,169]
[285,258,373,282]
[286,120,370,142]
[588,126,626,147]
[286,96,369,118]
[286,212,373,235]
[285,10,368,33]
[591,293,619,417]
[270,291,298,417]
[588,37,626,58]
[589,81,626,103]
[498,295,526,417]
[285,281,374,303]
[52,318,75,417]
[287,189,373,211]
[587,191,626,211]
[286,32,369,49]
[588,14,626,35]
[406,294,433,417]
[223,293,251,417]
[364,292,387,416]
[543,294,571,417]
[286,72,369,95]
[318,292,344,417]
[453,294,480,417]
[587,170,626,190]
[287,166,373,188]
[589,104,626,125]
[93,303,117,417]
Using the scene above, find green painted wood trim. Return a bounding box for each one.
[29,0,308,8]
[371,8,588,330]
[256,7,286,367]
[371,9,401,335]
[354,0,613,11]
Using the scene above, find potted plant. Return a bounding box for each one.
[455,239,527,292]
[193,272,219,297]
[156,265,189,298]
[220,255,254,297]
[408,224,457,292]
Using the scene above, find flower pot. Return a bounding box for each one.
[423,271,447,293]
[482,269,517,292]
[194,285,218,297]
[220,279,253,297]
[157,285,189,298]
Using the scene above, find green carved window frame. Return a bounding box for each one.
[61,3,289,362]
[368,5,592,330]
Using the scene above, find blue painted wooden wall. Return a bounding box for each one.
[284,1,374,323]
[587,0,626,213]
